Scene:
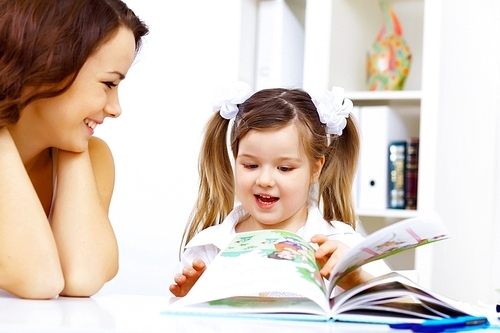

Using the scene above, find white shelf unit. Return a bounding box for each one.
[302,0,424,93]
[300,0,430,280]
[351,91,422,273]
[350,92,420,222]
[346,90,422,102]
[241,0,500,304]
[241,0,434,286]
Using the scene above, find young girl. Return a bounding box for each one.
[0,0,148,299]
[170,82,391,297]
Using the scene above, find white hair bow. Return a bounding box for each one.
[211,81,254,120]
[311,86,353,136]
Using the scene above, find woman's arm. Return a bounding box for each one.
[51,136,118,297]
[0,128,64,299]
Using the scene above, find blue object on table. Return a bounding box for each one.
[389,316,490,332]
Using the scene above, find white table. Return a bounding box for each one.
[0,291,495,332]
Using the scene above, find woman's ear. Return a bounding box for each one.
[310,155,325,184]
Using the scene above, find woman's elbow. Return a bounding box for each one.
[60,265,118,297]
[3,272,65,300]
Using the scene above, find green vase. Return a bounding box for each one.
[367,1,412,91]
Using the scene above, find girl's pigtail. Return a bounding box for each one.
[180,113,235,251]
[318,116,360,228]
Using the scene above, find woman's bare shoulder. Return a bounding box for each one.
[88,137,114,165]
[88,136,111,153]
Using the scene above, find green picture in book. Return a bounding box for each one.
[208,296,308,309]
[220,230,324,292]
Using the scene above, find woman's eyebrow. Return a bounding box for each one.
[108,71,126,80]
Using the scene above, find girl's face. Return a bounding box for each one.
[235,123,324,232]
[22,27,136,152]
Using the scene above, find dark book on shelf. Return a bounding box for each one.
[405,138,419,210]
[388,141,406,209]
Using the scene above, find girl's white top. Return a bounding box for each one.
[181,201,392,295]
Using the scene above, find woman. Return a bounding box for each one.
[0,0,148,299]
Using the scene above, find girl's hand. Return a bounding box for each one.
[310,234,352,278]
[310,234,374,291]
[169,258,206,297]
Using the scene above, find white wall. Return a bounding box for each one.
[429,0,500,305]
[96,1,244,296]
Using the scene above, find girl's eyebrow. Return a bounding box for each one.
[237,153,301,162]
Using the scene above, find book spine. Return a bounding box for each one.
[388,141,406,209]
[405,138,419,210]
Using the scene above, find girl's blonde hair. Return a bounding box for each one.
[181,88,360,250]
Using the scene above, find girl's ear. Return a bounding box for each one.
[310,155,325,184]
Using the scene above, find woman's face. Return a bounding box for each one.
[24,27,136,152]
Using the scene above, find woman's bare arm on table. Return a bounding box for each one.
[0,128,64,299]
[51,137,118,297]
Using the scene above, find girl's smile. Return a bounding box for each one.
[254,194,280,209]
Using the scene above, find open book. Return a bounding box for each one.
[164,214,480,323]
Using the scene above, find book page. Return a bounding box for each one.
[167,296,330,320]
[171,230,331,314]
[330,272,479,321]
[328,213,449,294]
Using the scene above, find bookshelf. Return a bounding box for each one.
[300,0,433,285]
[351,92,420,219]
[346,90,421,103]
[240,0,435,287]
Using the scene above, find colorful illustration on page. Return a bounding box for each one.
[330,227,448,283]
[208,296,310,308]
[220,230,324,292]
[265,235,323,292]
